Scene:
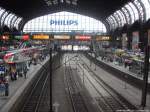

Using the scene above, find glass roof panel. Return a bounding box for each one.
[129,2,139,21]
[140,0,150,20]
[133,0,144,21]
[125,4,135,24]
[121,7,131,24]
[23,11,107,33]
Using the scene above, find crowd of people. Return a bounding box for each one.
[100,49,144,75]
[0,48,48,96]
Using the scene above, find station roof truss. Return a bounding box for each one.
[107,0,150,30]
[0,7,23,31]
[0,0,150,31]
[0,0,131,31]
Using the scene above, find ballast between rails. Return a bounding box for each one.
[76,55,136,111]
[64,59,89,112]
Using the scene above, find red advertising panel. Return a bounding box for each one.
[75,35,91,41]
[22,35,30,41]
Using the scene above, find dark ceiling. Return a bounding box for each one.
[0,0,131,21]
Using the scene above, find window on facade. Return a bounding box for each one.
[23,11,106,33]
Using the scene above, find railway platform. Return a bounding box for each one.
[80,53,150,110]
[88,53,150,84]
[0,56,50,112]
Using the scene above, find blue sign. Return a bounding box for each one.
[50,20,78,26]
[0,66,5,72]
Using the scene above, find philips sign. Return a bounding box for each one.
[50,20,78,26]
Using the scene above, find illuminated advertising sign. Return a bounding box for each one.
[33,34,49,40]
[96,36,110,41]
[14,36,22,40]
[50,20,78,26]
[22,35,30,41]
[122,33,127,49]
[132,31,139,50]
[14,35,29,41]
[54,35,70,40]
[75,36,91,40]
[0,35,9,40]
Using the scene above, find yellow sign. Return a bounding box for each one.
[96,36,110,41]
[33,34,49,40]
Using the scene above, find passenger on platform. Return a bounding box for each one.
[10,65,17,81]
[23,66,27,79]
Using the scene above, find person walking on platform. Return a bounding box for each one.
[23,66,27,79]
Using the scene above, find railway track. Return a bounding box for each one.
[76,55,136,112]
[21,69,50,112]
[64,58,89,112]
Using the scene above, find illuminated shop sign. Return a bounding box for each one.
[32,34,49,40]
[50,20,78,26]
[14,35,29,41]
[54,35,70,40]
[96,36,110,41]
[75,36,91,40]
[0,35,9,40]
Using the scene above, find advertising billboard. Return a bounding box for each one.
[132,31,139,51]
[50,20,78,26]
[32,34,49,40]
[96,36,110,41]
[75,35,91,41]
[14,35,29,41]
[0,35,9,40]
[122,33,127,49]
[54,35,70,40]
